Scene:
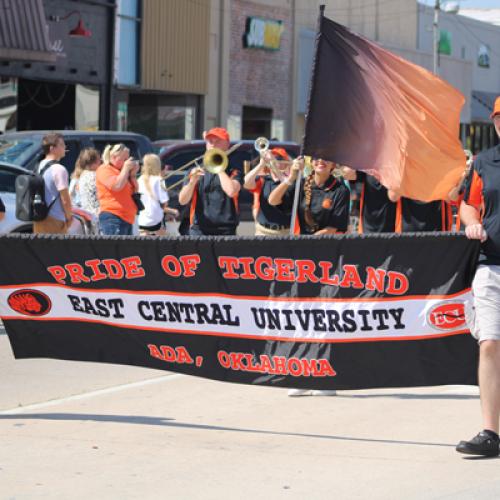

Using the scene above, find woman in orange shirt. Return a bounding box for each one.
[96,143,140,235]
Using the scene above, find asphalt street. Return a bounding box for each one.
[1,321,499,500]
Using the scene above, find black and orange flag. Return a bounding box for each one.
[303,8,466,202]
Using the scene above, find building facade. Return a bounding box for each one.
[0,0,113,132]
[225,0,292,141]
[291,0,499,150]
[1,0,498,153]
[418,4,500,151]
[114,0,210,140]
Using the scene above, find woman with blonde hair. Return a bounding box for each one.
[96,143,140,235]
[137,154,178,235]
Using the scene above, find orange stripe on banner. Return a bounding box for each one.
[0,283,472,303]
[0,315,472,344]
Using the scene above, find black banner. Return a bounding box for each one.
[0,233,480,390]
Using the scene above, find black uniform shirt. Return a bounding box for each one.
[284,175,349,235]
[251,176,291,228]
[185,168,243,235]
[398,198,448,232]
[358,172,396,233]
[463,144,500,265]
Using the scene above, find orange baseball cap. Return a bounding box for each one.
[271,147,290,161]
[491,96,500,118]
[205,127,230,142]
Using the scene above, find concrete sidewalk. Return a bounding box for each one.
[0,367,498,500]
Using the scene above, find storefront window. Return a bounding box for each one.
[157,106,195,140]
[75,85,99,131]
[116,0,141,86]
[242,106,272,139]
[0,78,18,133]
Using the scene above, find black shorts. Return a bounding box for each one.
[139,222,162,232]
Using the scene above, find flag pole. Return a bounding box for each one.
[289,4,325,236]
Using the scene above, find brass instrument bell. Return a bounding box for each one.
[254,136,269,153]
[203,147,228,174]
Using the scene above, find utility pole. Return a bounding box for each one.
[433,0,440,75]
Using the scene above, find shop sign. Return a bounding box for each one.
[243,17,283,50]
[46,21,67,59]
[438,30,451,56]
[478,44,490,68]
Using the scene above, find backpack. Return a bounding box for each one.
[15,160,60,222]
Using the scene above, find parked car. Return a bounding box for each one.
[0,162,95,235]
[0,130,154,177]
[155,139,300,221]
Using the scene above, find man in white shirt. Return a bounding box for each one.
[33,133,73,234]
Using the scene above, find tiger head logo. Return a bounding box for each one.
[7,290,51,317]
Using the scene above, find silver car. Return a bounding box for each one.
[0,162,95,235]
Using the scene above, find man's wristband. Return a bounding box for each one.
[284,179,293,186]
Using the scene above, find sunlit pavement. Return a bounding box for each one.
[1,327,498,500]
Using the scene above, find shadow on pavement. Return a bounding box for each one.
[337,393,478,400]
[0,412,455,448]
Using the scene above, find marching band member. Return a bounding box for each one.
[389,194,452,233]
[447,155,473,232]
[178,128,242,236]
[268,156,349,398]
[342,168,397,234]
[244,147,292,236]
[456,96,500,457]
[268,157,350,236]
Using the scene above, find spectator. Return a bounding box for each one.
[138,154,178,236]
[96,143,139,235]
[69,167,81,208]
[33,133,72,235]
[74,148,101,216]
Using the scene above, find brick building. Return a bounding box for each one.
[227,0,293,141]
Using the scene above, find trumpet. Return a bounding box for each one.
[464,149,473,167]
[301,159,346,179]
[254,136,269,154]
[332,165,346,178]
[254,136,284,181]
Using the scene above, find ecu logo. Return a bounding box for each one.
[427,302,466,331]
[7,290,52,317]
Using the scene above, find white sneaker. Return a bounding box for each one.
[311,390,337,396]
[287,388,312,397]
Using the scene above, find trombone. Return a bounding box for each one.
[164,141,243,192]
